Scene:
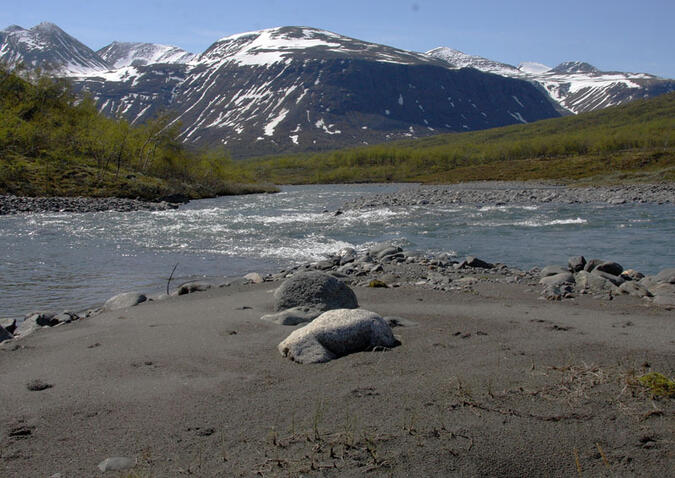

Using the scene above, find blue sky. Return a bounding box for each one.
[2,0,673,77]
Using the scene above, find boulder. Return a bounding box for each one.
[575,271,617,292]
[0,325,13,343]
[465,256,494,269]
[584,259,604,272]
[591,269,624,286]
[595,261,624,276]
[568,256,586,273]
[104,292,147,311]
[278,309,400,364]
[639,276,659,290]
[618,281,652,298]
[173,281,212,296]
[273,271,358,312]
[243,272,264,284]
[260,306,323,326]
[539,272,575,287]
[540,265,570,277]
[655,268,675,284]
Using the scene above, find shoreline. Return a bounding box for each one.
[0,248,673,476]
[2,243,673,344]
[0,195,181,215]
[2,181,674,215]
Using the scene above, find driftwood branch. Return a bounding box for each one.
[166,263,179,295]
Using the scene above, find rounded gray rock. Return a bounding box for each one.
[104,292,147,311]
[568,256,586,272]
[273,271,358,312]
[539,272,575,287]
[278,308,400,364]
[655,268,675,284]
[595,261,624,276]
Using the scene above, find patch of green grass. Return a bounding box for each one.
[638,372,675,398]
[239,92,675,185]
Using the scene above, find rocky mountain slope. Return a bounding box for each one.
[2,22,671,157]
[427,47,674,114]
[0,22,110,74]
[70,26,563,157]
[97,41,196,68]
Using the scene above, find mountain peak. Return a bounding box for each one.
[551,61,599,74]
[4,24,25,33]
[0,21,110,74]
[203,25,431,67]
[32,21,63,33]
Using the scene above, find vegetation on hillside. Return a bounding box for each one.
[241,92,675,185]
[0,67,275,199]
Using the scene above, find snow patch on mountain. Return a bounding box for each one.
[428,46,669,114]
[98,41,196,68]
[518,62,551,74]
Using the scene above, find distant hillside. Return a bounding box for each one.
[241,92,675,184]
[0,68,274,199]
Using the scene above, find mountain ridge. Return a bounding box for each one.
[1,22,672,157]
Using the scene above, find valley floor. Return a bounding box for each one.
[1,278,673,477]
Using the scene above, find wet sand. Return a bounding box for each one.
[1,280,673,477]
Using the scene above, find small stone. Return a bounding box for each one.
[27,379,53,391]
[465,256,494,269]
[173,281,213,296]
[243,272,264,284]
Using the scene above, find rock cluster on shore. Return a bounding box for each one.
[342,183,675,210]
[2,244,673,347]
[0,195,180,215]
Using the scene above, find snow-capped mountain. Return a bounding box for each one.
[427,47,674,114]
[97,41,196,68]
[0,22,110,75]
[73,26,560,157]
[5,22,670,157]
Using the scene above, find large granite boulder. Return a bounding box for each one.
[278,309,400,364]
[273,271,358,312]
[104,292,147,311]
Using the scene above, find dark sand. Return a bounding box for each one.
[1,281,673,477]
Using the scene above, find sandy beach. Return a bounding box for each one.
[1,272,673,477]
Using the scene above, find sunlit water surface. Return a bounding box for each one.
[1,184,673,318]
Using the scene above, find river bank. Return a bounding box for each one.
[341,181,675,210]
[1,246,673,476]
